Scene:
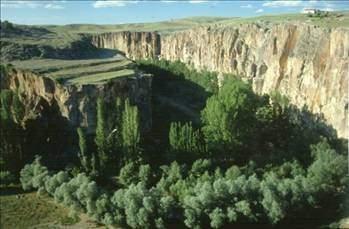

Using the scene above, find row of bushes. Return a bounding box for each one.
[20,139,348,228]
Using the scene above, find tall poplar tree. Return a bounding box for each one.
[121,99,140,162]
[169,122,205,162]
[95,97,108,174]
[77,127,90,172]
[113,97,124,169]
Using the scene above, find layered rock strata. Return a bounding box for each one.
[91,31,161,60]
[1,67,152,134]
[91,23,348,138]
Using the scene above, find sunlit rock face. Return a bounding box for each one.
[160,23,348,138]
[1,68,152,134]
[91,31,161,60]
[88,23,348,138]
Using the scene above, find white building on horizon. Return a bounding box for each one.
[302,8,320,14]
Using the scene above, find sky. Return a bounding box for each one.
[1,0,348,25]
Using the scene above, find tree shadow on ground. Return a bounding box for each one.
[0,186,30,196]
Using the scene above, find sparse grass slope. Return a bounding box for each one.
[10,55,136,85]
[66,69,135,85]
[216,11,349,28]
[0,187,78,229]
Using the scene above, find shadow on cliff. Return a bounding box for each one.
[138,61,347,168]
[23,97,78,170]
[89,47,125,59]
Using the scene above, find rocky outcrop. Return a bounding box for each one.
[160,23,349,138]
[91,32,161,60]
[91,24,348,138]
[1,67,152,134]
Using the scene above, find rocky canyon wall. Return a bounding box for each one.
[91,31,161,60]
[161,23,348,138]
[90,23,348,138]
[1,67,152,134]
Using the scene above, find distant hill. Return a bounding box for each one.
[1,12,348,61]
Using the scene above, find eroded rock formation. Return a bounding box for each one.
[161,23,348,138]
[1,67,152,134]
[91,23,348,138]
[91,31,161,60]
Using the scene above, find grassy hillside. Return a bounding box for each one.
[44,12,349,35]
[44,16,234,35]
[216,11,349,28]
[10,55,136,85]
[0,187,77,228]
[1,16,231,48]
[1,17,230,61]
[2,12,348,61]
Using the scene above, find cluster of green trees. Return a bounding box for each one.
[307,10,330,18]
[20,139,347,228]
[0,87,26,182]
[76,97,141,178]
[0,20,15,33]
[1,65,76,180]
[137,59,225,161]
[168,122,206,163]
[12,58,349,227]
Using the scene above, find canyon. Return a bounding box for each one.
[93,22,349,139]
[1,66,152,134]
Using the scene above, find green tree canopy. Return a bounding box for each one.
[201,78,258,156]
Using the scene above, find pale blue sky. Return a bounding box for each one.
[1,0,348,25]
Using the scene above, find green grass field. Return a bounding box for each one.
[45,16,234,35]
[216,11,349,28]
[5,11,347,49]
[46,59,134,80]
[45,12,349,35]
[0,187,78,229]
[1,16,232,51]
[9,55,123,72]
[66,69,135,85]
[10,55,136,85]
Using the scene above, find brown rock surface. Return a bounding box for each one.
[92,24,348,138]
[91,31,160,60]
[1,67,152,134]
[159,23,348,138]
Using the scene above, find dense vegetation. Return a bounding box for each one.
[0,65,75,183]
[1,59,348,228]
[19,139,347,228]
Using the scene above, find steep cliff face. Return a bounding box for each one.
[1,67,152,134]
[161,23,349,138]
[91,32,161,60]
[40,23,348,138]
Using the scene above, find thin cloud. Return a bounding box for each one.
[263,1,302,7]
[160,0,180,3]
[256,8,264,13]
[44,3,64,9]
[1,1,65,9]
[189,0,208,4]
[240,4,253,9]
[1,1,40,8]
[93,1,138,8]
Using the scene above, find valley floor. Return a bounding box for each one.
[1,186,347,229]
[0,187,104,229]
